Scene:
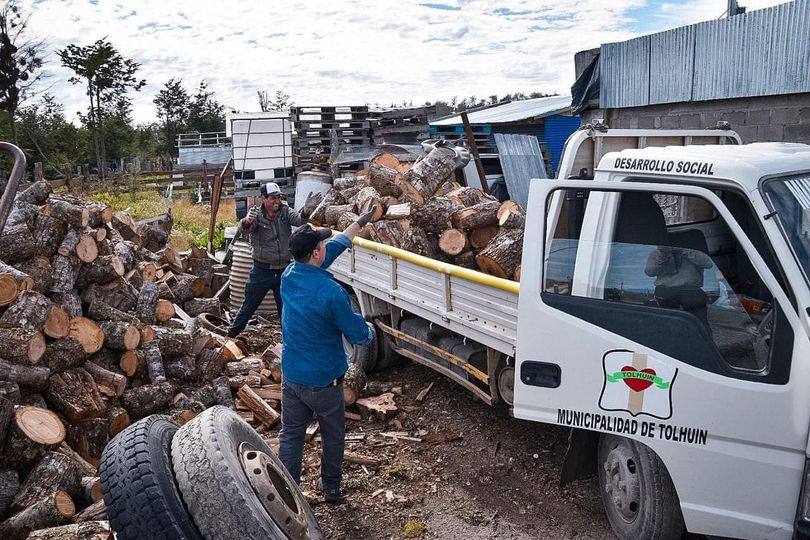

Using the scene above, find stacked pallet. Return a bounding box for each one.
[368,105,436,145]
[0,181,239,539]
[303,145,525,281]
[291,105,372,173]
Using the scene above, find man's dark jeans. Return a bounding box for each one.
[228,265,283,337]
[278,379,345,491]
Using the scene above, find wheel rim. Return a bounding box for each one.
[239,442,311,540]
[497,366,515,406]
[602,439,641,524]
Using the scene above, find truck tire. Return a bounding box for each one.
[374,315,404,371]
[100,415,203,540]
[598,434,684,539]
[344,295,377,372]
[171,406,324,540]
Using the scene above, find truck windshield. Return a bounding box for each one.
[762,175,810,286]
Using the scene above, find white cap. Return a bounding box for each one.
[262,182,281,196]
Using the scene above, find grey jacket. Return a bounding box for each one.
[239,204,304,269]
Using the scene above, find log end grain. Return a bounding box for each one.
[15,406,66,446]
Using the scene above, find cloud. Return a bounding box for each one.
[18,0,789,125]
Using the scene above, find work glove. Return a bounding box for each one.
[356,208,376,228]
[244,206,260,225]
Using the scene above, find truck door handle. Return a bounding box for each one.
[520,362,561,388]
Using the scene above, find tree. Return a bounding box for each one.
[186,80,225,133]
[0,1,44,142]
[257,89,293,112]
[58,38,145,176]
[154,78,189,157]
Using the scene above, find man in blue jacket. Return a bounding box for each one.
[278,209,374,503]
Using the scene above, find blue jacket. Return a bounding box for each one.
[280,234,373,386]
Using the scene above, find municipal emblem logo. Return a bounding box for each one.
[599,350,677,420]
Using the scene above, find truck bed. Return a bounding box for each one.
[329,236,519,357]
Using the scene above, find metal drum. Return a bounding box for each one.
[229,240,278,316]
[293,170,332,211]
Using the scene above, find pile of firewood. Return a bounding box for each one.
[302,146,525,281]
[0,181,238,539]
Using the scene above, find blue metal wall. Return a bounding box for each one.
[543,115,581,175]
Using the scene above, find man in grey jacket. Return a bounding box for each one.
[228,182,303,337]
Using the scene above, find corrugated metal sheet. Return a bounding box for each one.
[649,25,695,104]
[543,115,581,175]
[494,133,548,209]
[601,0,810,107]
[178,145,232,166]
[229,241,278,315]
[600,35,650,108]
[430,95,571,126]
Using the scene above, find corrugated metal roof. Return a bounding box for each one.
[430,95,572,126]
[600,36,650,108]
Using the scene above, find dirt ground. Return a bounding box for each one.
[295,362,614,540]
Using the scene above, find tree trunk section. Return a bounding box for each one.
[50,293,82,319]
[153,327,193,358]
[118,350,143,378]
[98,321,139,352]
[438,229,469,256]
[183,298,220,317]
[343,362,367,406]
[66,419,108,468]
[333,176,363,191]
[211,376,234,408]
[16,180,51,206]
[398,146,457,204]
[454,250,478,269]
[355,187,384,222]
[46,198,89,228]
[0,397,12,449]
[45,369,106,422]
[106,406,130,437]
[0,291,52,332]
[49,255,81,295]
[142,341,166,384]
[122,382,175,419]
[497,200,526,229]
[401,227,436,258]
[4,407,65,474]
[72,498,106,523]
[134,282,158,323]
[80,476,102,506]
[81,279,138,313]
[367,163,402,197]
[41,338,86,374]
[26,521,112,540]
[336,211,358,232]
[68,318,104,355]
[0,491,75,540]
[87,299,137,325]
[83,360,126,397]
[74,232,98,264]
[0,261,34,307]
[411,197,462,234]
[196,348,225,382]
[324,204,355,227]
[31,215,67,259]
[366,220,409,248]
[0,359,50,392]
[0,470,19,520]
[111,211,140,242]
[169,274,203,304]
[447,186,495,207]
[165,354,197,383]
[475,228,524,279]
[0,223,38,264]
[188,256,214,287]
[0,326,46,365]
[10,452,82,513]
[225,358,264,377]
[451,200,501,231]
[309,189,345,226]
[76,255,123,288]
[384,203,411,220]
[236,385,279,427]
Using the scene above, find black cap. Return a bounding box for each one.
[290,225,332,259]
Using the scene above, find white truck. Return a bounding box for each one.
[328,126,810,539]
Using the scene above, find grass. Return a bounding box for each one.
[402,520,426,538]
[89,190,238,251]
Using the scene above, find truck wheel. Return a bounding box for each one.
[598,434,684,540]
[171,406,323,540]
[100,415,203,540]
[374,315,404,371]
[344,295,378,372]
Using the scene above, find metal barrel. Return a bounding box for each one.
[293,170,332,211]
[229,240,278,315]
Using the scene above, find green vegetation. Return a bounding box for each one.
[386,466,408,479]
[402,520,426,538]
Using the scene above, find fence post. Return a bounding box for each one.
[34,162,44,182]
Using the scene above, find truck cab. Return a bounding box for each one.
[514,132,810,538]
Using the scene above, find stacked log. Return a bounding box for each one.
[309,150,526,281]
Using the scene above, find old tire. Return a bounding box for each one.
[598,434,684,539]
[343,295,377,372]
[100,415,203,540]
[171,406,323,540]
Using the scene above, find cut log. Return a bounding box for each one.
[74,233,98,264]
[0,359,50,391]
[45,368,106,422]
[68,318,104,355]
[133,282,157,324]
[111,210,141,242]
[371,152,402,169]
[183,298,220,317]
[438,228,469,256]
[153,327,192,358]
[0,382,20,403]
[336,211,358,231]
[366,220,408,248]
[225,358,264,377]
[229,375,261,389]
[333,176,364,191]
[236,385,280,427]
[80,476,102,505]
[401,227,436,258]
[0,223,38,264]
[50,293,82,319]
[0,490,75,540]
[398,145,457,204]
[122,382,175,419]
[0,470,19,520]
[118,350,143,378]
[165,354,197,382]
[4,407,65,473]
[66,419,108,467]
[211,376,234,408]
[195,347,226,382]
[355,392,398,420]
[0,397,11,449]
[308,189,345,226]
[355,186,384,222]
[26,520,112,540]
[81,279,138,313]
[31,214,67,259]
[0,261,34,307]
[83,360,127,397]
[0,291,52,333]
[384,202,411,220]
[10,452,82,513]
[137,261,157,283]
[454,250,477,270]
[142,341,166,384]
[46,197,89,228]
[87,299,137,325]
[41,337,86,374]
[169,274,204,304]
[475,228,524,279]
[57,229,79,258]
[451,200,501,231]
[221,340,245,362]
[76,255,124,288]
[343,362,367,406]
[497,200,526,229]
[86,202,111,228]
[367,163,403,197]
[49,255,81,295]
[447,186,494,207]
[16,180,51,206]
[155,300,175,322]
[0,326,46,365]
[410,197,462,235]
[106,406,130,437]
[324,204,355,227]
[344,452,381,467]
[98,321,139,352]
[141,226,168,252]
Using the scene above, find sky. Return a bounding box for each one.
[19,0,790,125]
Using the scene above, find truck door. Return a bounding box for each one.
[514,180,810,538]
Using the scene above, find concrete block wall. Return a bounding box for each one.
[580,92,810,145]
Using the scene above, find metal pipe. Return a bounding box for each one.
[0,142,27,232]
